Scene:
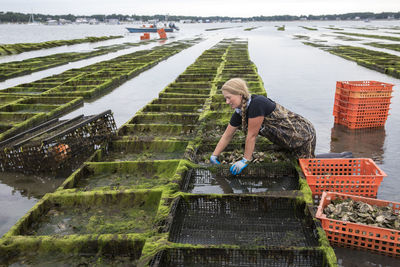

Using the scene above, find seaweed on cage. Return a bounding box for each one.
[167,195,320,247]
[149,247,329,267]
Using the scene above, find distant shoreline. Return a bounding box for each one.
[1,19,399,25]
[0,11,399,24]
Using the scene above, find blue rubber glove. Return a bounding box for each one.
[230,158,249,175]
[210,155,220,165]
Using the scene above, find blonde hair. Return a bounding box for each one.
[221,78,250,131]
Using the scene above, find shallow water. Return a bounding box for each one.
[75,171,168,190]
[104,151,185,161]
[27,204,155,235]
[1,21,400,266]
[7,253,137,267]
[188,169,298,194]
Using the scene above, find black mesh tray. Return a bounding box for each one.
[167,195,319,247]
[180,164,299,194]
[149,247,329,267]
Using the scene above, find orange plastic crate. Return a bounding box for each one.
[334,96,392,110]
[299,158,386,198]
[316,192,400,257]
[333,105,390,117]
[334,117,387,129]
[337,81,394,92]
[334,112,388,122]
[334,93,392,106]
[336,88,393,98]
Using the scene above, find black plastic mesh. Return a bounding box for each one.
[0,110,116,173]
[181,168,299,194]
[149,248,328,267]
[216,163,297,178]
[168,196,319,247]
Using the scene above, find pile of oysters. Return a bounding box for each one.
[323,198,400,230]
[205,149,288,164]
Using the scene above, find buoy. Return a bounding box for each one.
[53,143,70,161]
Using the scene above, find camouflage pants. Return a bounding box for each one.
[259,103,316,158]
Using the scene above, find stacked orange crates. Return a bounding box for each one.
[140,33,150,40]
[333,81,394,129]
[157,28,167,39]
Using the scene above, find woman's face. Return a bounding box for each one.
[223,91,242,109]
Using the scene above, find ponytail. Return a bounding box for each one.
[240,95,248,131]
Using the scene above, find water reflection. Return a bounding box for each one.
[0,171,67,237]
[0,172,66,199]
[330,124,386,164]
[335,247,400,267]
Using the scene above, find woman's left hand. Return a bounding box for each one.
[230,158,248,175]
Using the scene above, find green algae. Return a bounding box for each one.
[0,103,58,113]
[300,41,400,78]
[0,35,123,57]
[244,26,260,31]
[27,203,156,236]
[1,38,338,266]
[5,252,139,266]
[300,26,318,31]
[327,45,400,78]
[293,35,311,40]
[0,234,145,266]
[142,104,203,113]
[60,160,181,191]
[0,96,82,142]
[127,113,199,125]
[4,189,162,238]
[118,124,197,139]
[325,27,343,30]
[277,25,285,31]
[205,26,240,31]
[365,42,400,52]
[302,42,331,48]
[0,39,201,142]
[98,151,185,162]
[334,31,400,42]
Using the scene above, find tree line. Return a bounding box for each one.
[0,11,399,23]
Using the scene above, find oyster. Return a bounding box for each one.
[323,197,400,230]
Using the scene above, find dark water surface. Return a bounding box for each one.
[1,21,400,266]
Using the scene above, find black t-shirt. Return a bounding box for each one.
[229,94,276,127]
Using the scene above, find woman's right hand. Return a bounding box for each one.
[210,155,220,165]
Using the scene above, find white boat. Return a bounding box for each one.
[27,13,40,25]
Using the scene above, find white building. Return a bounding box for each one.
[106,19,120,25]
[46,19,58,25]
[76,17,89,24]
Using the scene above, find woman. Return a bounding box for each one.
[210,78,316,175]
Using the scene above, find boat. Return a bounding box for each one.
[126,23,179,33]
[126,27,174,33]
[27,13,40,25]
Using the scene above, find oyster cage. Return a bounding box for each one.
[0,235,145,266]
[0,110,116,173]
[167,195,320,247]
[180,163,299,194]
[149,247,330,267]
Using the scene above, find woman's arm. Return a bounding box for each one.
[244,116,264,160]
[212,124,238,156]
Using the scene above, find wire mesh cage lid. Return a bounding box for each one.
[0,110,117,174]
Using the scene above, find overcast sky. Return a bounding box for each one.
[2,0,399,17]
